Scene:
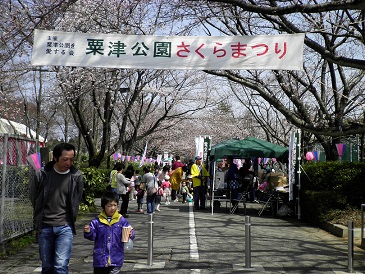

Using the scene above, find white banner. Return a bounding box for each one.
[31,29,305,70]
[195,136,204,160]
[139,141,148,167]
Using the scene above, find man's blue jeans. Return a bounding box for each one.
[146,194,156,213]
[38,225,74,274]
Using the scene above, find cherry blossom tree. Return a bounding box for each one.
[169,0,365,160]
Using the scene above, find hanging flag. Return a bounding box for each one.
[139,141,148,167]
[336,143,346,163]
[313,150,320,161]
[195,136,204,160]
[156,154,162,165]
[27,152,41,170]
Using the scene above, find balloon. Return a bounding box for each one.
[305,152,314,161]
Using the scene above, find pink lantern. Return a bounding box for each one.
[305,152,314,161]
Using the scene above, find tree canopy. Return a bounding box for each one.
[1,0,364,162]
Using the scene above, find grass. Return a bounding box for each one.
[0,231,36,258]
[327,208,362,227]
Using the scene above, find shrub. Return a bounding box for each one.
[300,161,365,226]
[80,167,110,211]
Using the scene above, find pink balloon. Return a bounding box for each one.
[305,152,314,161]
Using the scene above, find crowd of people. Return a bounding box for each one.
[106,154,273,215]
[106,154,215,215]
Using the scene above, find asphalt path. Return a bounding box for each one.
[1,197,365,274]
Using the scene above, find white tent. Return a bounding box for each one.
[0,118,45,143]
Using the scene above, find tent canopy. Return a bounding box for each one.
[0,118,45,143]
[209,137,289,160]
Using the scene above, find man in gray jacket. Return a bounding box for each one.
[29,143,84,274]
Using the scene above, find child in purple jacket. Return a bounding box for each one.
[84,191,135,274]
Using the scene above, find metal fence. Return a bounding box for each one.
[0,134,37,244]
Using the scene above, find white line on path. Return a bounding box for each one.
[189,202,202,273]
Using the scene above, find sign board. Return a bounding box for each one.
[32,30,305,70]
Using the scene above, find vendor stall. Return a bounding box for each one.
[209,137,289,215]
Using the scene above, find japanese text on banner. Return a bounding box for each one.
[32,30,305,70]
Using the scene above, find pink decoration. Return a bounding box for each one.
[336,143,346,163]
[27,153,41,170]
[336,143,346,156]
[305,152,314,161]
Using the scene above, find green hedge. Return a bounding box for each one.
[79,167,110,212]
[300,161,365,225]
[79,164,147,212]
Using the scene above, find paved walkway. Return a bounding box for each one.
[1,198,365,274]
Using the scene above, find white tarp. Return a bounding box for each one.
[31,29,305,71]
[0,118,45,143]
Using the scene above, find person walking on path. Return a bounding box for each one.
[135,181,145,213]
[108,164,119,193]
[115,162,131,218]
[84,191,135,274]
[29,142,84,274]
[161,179,172,205]
[158,165,171,204]
[130,170,140,200]
[190,155,209,210]
[169,165,187,202]
[155,182,164,211]
[141,166,158,214]
[172,155,185,170]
